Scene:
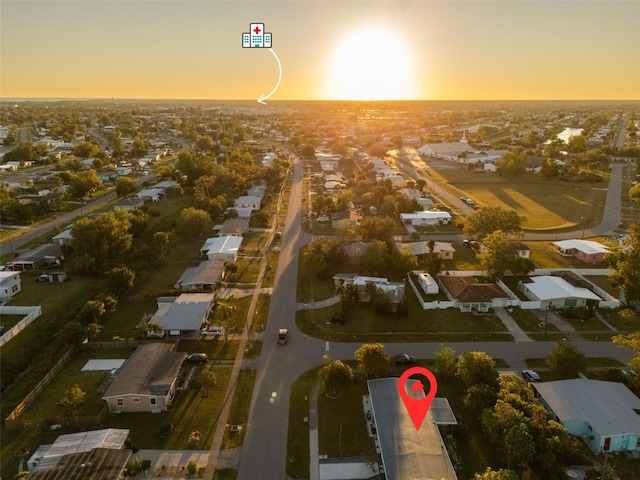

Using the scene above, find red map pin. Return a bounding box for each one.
[398,366,438,431]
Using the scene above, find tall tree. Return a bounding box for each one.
[545,342,587,379]
[457,351,499,389]
[612,332,640,372]
[464,206,525,241]
[496,147,528,177]
[318,360,354,398]
[608,224,640,308]
[176,207,212,237]
[354,343,392,379]
[57,384,86,417]
[477,230,511,280]
[115,176,138,197]
[68,170,102,200]
[434,346,457,383]
[71,210,133,273]
[473,468,519,480]
[357,216,396,242]
[105,266,136,298]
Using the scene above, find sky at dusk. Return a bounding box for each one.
[1,0,639,101]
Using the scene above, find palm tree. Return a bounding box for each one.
[318,360,353,399]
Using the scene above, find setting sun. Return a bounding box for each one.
[325,27,418,101]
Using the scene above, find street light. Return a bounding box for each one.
[581,216,586,240]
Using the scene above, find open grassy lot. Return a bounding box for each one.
[317,374,376,460]
[602,309,640,331]
[443,244,480,271]
[297,295,512,343]
[240,231,271,256]
[525,357,625,373]
[0,348,135,476]
[286,367,318,479]
[221,368,256,449]
[508,307,560,333]
[106,366,233,450]
[584,275,618,297]
[231,256,262,284]
[428,167,608,231]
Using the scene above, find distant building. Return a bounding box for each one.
[200,236,243,262]
[0,271,22,299]
[400,211,452,226]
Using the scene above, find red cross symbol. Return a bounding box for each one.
[253,26,261,34]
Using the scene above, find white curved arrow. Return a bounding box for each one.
[257,49,281,105]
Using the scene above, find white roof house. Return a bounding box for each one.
[553,239,609,255]
[200,236,243,262]
[0,271,22,299]
[533,379,640,453]
[400,211,452,226]
[521,275,602,309]
[51,229,73,245]
[234,195,262,211]
[150,293,214,333]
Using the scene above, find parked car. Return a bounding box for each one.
[521,370,541,382]
[462,239,471,248]
[278,328,288,344]
[36,274,49,282]
[186,353,208,364]
[202,326,225,337]
[393,353,416,365]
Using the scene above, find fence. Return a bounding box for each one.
[0,305,42,347]
[406,273,455,310]
[81,340,143,350]
[51,403,109,431]
[4,347,75,431]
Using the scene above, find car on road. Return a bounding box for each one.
[186,353,208,364]
[521,370,541,382]
[202,326,225,337]
[278,328,288,344]
[462,239,471,248]
[393,353,416,365]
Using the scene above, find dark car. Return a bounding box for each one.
[521,370,541,382]
[186,353,208,364]
[393,353,416,365]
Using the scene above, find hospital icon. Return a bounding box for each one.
[242,23,272,48]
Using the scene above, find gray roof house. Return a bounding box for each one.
[533,379,640,453]
[102,344,186,413]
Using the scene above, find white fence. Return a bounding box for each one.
[0,306,42,347]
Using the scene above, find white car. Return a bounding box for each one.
[202,326,225,337]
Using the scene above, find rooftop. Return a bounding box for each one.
[553,239,609,255]
[523,275,602,301]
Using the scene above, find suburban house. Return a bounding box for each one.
[103,343,186,413]
[150,293,214,337]
[400,211,452,226]
[331,209,360,228]
[200,236,243,262]
[553,239,609,264]
[51,229,73,246]
[228,207,253,220]
[332,273,405,304]
[367,378,458,480]
[114,166,132,176]
[175,260,226,291]
[417,272,439,294]
[234,195,262,211]
[7,244,62,271]
[509,242,531,259]
[399,241,455,260]
[438,275,509,312]
[27,428,130,474]
[216,218,250,237]
[0,271,21,299]
[136,187,166,202]
[519,275,603,309]
[113,197,144,211]
[533,379,640,453]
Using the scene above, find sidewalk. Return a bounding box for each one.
[493,307,532,342]
[297,295,341,311]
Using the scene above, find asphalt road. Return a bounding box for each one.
[235,154,634,479]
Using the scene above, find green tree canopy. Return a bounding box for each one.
[354,343,392,379]
[608,224,640,308]
[434,346,457,383]
[545,342,587,379]
[463,206,525,241]
[72,141,100,158]
[105,266,136,298]
[612,332,640,372]
[68,170,102,200]
[57,384,86,417]
[115,176,138,197]
[473,468,519,480]
[319,360,354,398]
[357,216,396,242]
[496,147,527,177]
[70,210,133,273]
[176,207,212,237]
[457,351,499,389]
[477,230,511,280]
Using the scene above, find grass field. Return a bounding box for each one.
[221,368,256,449]
[428,167,608,231]
[286,367,317,479]
[296,295,512,343]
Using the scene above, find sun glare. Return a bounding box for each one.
[325,27,417,101]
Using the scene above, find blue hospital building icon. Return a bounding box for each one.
[242,23,272,48]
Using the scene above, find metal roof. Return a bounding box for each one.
[534,379,640,437]
[523,276,602,301]
[368,378,458,480]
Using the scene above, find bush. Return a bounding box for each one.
[141,459,152,471]
[187,460,198,476]
[125,458,143,476]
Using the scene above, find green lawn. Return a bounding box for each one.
[296,296,512,343]
[105,366,233,450]
[603,309,640,331]
[584,276,618,297]
[251,294,271,332]
[525,357,624,374]
[286,367,318,479]
[232,256,262,284]
[429,167,608,231]
[317,375,376,459]
[261,251,278,288]
[508,307,559,333]
[177,339,240,361]
[443,244,480,271]
[221,368,256,449]
[213,469,238,480]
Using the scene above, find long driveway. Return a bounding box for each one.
[235,154,635,479]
